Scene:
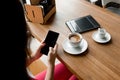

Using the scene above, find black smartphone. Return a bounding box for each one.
[41,30,59,55]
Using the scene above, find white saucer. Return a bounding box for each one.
[92,31,111,43]
[62,39,88,55]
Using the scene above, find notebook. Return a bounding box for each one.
[65,15,100,33]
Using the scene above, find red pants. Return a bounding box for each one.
[35,63,78,80]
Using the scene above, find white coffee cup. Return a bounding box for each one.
[97,28,106,39]
[68,33,83,47]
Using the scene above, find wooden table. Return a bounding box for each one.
[27,0,120,80]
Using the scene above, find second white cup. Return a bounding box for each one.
[97,28,106,39]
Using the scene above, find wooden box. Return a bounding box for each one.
[24,2,56,24]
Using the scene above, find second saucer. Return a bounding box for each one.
[92,31,111,43]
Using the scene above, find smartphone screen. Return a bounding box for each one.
[41,30,59,55]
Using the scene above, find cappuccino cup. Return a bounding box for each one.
[68,33,83,47]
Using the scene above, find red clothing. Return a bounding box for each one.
[34,63,78,80]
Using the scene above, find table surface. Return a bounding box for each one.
[27,0,120,80]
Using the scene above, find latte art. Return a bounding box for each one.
[68,33,82,47]
[69,35,80,42]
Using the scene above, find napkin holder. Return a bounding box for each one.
[24,0,56,24]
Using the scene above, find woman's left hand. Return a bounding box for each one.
[34,42,45,60]
[26,42,45,66]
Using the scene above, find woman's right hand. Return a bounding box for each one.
[47,43,58,66]
[45,44,58,80]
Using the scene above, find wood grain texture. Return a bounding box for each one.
[28,59,47,76]
[27,0,120,79]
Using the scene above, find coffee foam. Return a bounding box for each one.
[69,35,80,42]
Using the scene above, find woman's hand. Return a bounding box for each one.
[26,42,45,67]
[47,43,58,66]
[45,43,58,80]
[33,42,45,60]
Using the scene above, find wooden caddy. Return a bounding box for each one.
[24,3,56,24]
